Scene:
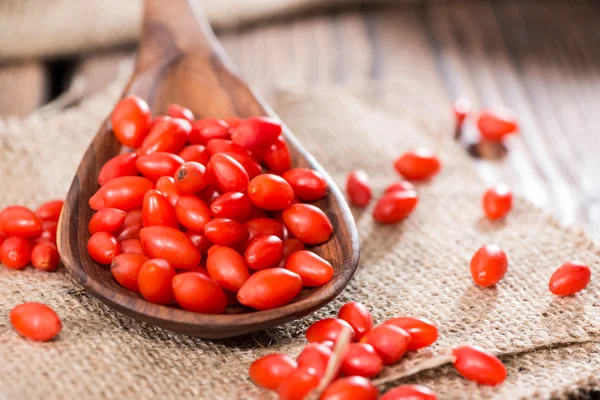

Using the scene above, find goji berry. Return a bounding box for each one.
[306,318,355,343]
[111,253,149,292]
[174,161,211,194]
[482,184,512,220]
[277,368,319,400]
[210,191,253,221]
[296,342,334,378]
[360,325,411,364]
[142,190,179,228]
[167,104,194,122]
[189,119,229,144]
[89,176,153,212]
[452,345,506,386]
[88,208,127,234]
[138,258,176,304]
[111,96,151,148]
[285,250,333,287]
[140,116,190,155]
[231,117,282,149]
[237,268,302,310]
[35,200,64,222]
[249,354,298,390]
[10,302,62,342]
[172,271,227,313]
[549,261,591,296]
[477,108,518,142]
[321,376,378,400]
[394,148,441,181]
[245,235,283,270]
[282,168,328,202]
[384,317,438,351]
[372,190,418,224]
[341,343,383,378]
[179,144,210,165]
[206,245,250,292]
[209,153,250,193]
[31,242,60,272]
[338,301,373,341]
[470,245,508,287]
[136,152,184,181]
[87,232,121,264]
[0,206,43,238]
[282,204,333,245]
[174,195,211,232]
[248,174,294,210]
[117,209,143,241]
[139,226,200,269]
[0,236,32,269]
[346,170,372,207]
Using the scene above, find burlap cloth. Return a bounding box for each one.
[1,79,600,399]
[0,0,397,61]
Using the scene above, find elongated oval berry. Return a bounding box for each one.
[136,152,184,181]
[206,245,250,292]
[373,190,418,224]
[0,206,43,238]
[248,174,294,210]
[297,343,334,378]
[306,318,355,343]
[285,250,333,287]
[470,245,508,287]
[245,235,283,270]
[549,261,591,296]
[111,96,151,148]
[279,238,305,267]
[111,253,149,292]
[39,220,58,244]
[341,343,383,378]
[245,217,284,245]
[283,204,333,245]
[321,376,378,400]
[385,317,438,351]
[35,200,64,222]
[249,354,298,390]
[380,385,437,400]
[98,153,139,186]
[209,153,249,193]
[10,302,62,342]
[346,170,372,207]
[203,218,248,247]
[117,209,143,241]
[483,184,512,220]
[138,258,176,304]
[174,161,210,195]
[338,301,373,341]
[231,117,282,149]
[179,144,210,165]
[139,226,201,269]
[174,195,211,232]
[452,345,506,386]
[142,190,179,229]
[282,168,328,202]
[87,232,121,264]
[172,271,227,313]
[385,181,415,195]
[477,108,518,142]
[185,231,212,256]
[262,135,292,174]
[0,237,33,269]
[454,97,471,127]
[155,176,180,207]
[277,368,319,400]
[210,192,253,221]
[206,138,249,157]
[140,116,190,155]
[89,208,127,234]
[237,268,302,310]
[223,152,262,179]
[31,242,60,272]
[394,148,441,181]
[89,176,153,212]
[167,104,194,122]
[189,119,229,145]
[360,325,411,364]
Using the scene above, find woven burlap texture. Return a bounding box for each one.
[0,0,395,61]
[1,81,600,399]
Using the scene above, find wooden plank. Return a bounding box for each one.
[0,62,48,118]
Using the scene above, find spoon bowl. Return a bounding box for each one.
[57,0,359,338]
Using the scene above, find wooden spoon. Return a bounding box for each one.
[58,0,359,339]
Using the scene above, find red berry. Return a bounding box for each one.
[31,242,60,272]
[155,176,180,207]
[174,195,211,233]
[262,135,291,174]
[338,301,373,341]
[35,200,64,222]
[209,153,249,193]
[172,271,227,313]
[174,161,210,195]
[139,226,201,269]
[306,318,355,343]
[167,104,194,122]
[245,235,283,270]
[10,302,62,342]
[245,217,284,245]
[277,368,319,400]
[111,253,149,292]
[296,342,334,378]
[452,345,507,386]
[204,218,249,247]
[0,206,43,238]
[384,317,438,351]
[178,144,210,165]
[87,232,121,264]
[206,245,250,292]
[89,176,153,212]
[237,268,302,310]
[189,119,229,144]
[0,236,33,269]
[39,220,58,244]
[470,245,508,287]
[549,261,591,296]
[283,204,333,245]
[231,117,282,149]
[341,343,383,378]
[249,354,298,390]
[394,148,441,181]
[136,152,184,181]
[285,250,333,287]
[346,170,372,207]
[142,190,179,229]
[89,208,127,234]
[384,181,415,195]
[117,209,144,241]
[120,238,145,255]
[482,184,512,220]
[373,190,418,224]
[248,174,294,211]
[454,97,471,127]
[477,108,518,142]
[321,376,378,400]
[210,192,253,221]
[282,168,328,202]
[360,325,411,364]
[380,385,437,400]
[138,258,176,304]
[111,96,151,148]
[98,153,139,186]
[140,117,190,155]
[223,151,262,179]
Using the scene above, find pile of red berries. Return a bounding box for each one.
[87,96,335,313]
[249,301,507,399]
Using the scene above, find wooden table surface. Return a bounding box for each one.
[1,0,600,242]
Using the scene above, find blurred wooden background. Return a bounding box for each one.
[2,0,600,242]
